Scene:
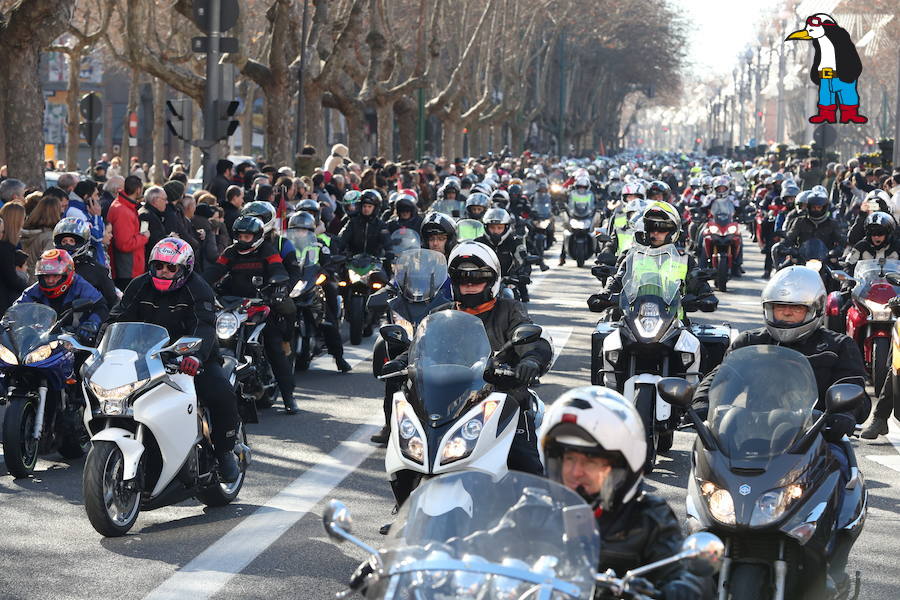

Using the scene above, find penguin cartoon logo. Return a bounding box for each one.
[786,14,867,125]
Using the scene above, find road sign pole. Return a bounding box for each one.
[202,0,222,189]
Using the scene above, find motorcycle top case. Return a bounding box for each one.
[688,322,735,375]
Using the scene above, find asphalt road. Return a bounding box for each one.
[1,233,899,600]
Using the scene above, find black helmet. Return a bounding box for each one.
[864,211,895,246]
[395,194,417,216]
[240,200,277,234]
[421,211,457,252]
[360,188,382,207]
[647,180,671,201]
[465,192,490,221]
[231,216,265,254]
[507,183,523,198]
[805,188,829,223]
[297,198,319,217]
[53,217,92,259]
[287,211,317,232]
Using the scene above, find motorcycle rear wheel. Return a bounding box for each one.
[872,337,890,396]
[348,295,365,346]
[635,385,657,474]
[83,441,141,537]
[2,398,39,478]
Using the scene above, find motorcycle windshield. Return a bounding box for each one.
[854,259,900,287]
[431,200,463,216]
[99,322,170,355]
[708,345,817,462]
[348,254,381,276]
[567,193,593,217]
[456,219,485,242]
[391,227,422,254]
[370,471,599,599]
[799,238,827,263]
[533,199,552,218]
[622,245,686,305]
[285,229,320,267]
[394,249,448,303]
[1,303,58,356]
[409,311,491,425]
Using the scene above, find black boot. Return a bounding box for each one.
[370,425,389,445]
[216,450,240,483]
[335,355,352,372]
[284,395,299,414]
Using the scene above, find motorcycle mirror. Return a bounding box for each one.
[596,252,616,265]
[656,377,695,409]
[58,333,99,358]
[886,273,900,287]
[323,499,354,542]
[367,290,391,310]
[511,324,542,346]
[251,275,264,287]
[680,532,725,577]
[825,383,864,414]
[379,324,409,345]
[164,336,203,355]
[591,265,612,280]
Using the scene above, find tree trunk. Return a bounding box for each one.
[304,87,325,154]
[65,50,82,172]
[0,41,49,186]
[262,78,292,167]
[345,108,366,161]
[375,100,394,158]
[240,83,255,155]
[151,78,166,184]
[509,120,525,154]
[395,99,415,160]
[441,116,462,159]
[190,99,202,178]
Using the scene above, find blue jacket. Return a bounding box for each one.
[66,199,107,266]
[17,273,108,327]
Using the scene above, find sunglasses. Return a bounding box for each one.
[152,262,179,273]
[805,16,834,27]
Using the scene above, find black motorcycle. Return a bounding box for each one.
[343,254,389,345]
[526,194,555,259]
[658,345,867,600]
[563,194,596,267]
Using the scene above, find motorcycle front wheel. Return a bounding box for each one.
[872,336,890,396]
[2,397,39,478]
[726,562,771,600]
[196,424,249,507]
[716,253,729,292]
[83,441,141,537]
[348,295,365,346]
[634,385,657,474]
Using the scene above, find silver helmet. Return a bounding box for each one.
[761,266,826,343]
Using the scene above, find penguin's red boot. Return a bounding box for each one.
[839,105,868,124]
[808,104,837,124]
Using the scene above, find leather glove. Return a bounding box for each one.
[381,358,407,376]
[179,356,201,376]
[587,293,610,312]
[660,580,700,600]
[348,556,377,596]
[515,358,541,386]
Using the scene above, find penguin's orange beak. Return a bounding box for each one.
[786,29,812,41]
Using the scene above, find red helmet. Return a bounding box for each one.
[36,248,75,298]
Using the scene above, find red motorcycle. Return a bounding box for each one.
[826,258,900,393]
[701,211,742,292]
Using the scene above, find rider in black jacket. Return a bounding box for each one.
[541,387,707,600]
[337,189,392,257]
[204,216,298,413]
[105,237,241,482]
[53,217,119,309]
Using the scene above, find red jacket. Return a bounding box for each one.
[107,192,148,279]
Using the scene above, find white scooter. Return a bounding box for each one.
[63,322,250,537]
[379,310,545,507]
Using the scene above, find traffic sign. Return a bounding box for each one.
[192,36,239,54]
[79,92,102,122]
[192,0,239,33]
[813,124,837,148]
[128,112,138,138]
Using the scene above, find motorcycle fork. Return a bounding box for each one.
[717,539,731,600]
[773,540,787,600]
[31,385,48,440]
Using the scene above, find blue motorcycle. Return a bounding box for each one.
[0,301,91,477]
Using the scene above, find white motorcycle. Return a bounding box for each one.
[379,310,544,506]
[63,322,250,537]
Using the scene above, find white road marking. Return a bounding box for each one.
[866,454,900,473]
[307,334,378,373]
[143,415,381,600]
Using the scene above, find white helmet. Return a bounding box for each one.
[540,386,645,512]
[574,176,591,190]
[448,240,501,308]
[621,181,646,199]
[624,198,646,220]
[761,266,826,343]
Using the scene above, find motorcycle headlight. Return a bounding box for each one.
[863,299,892,321]
[24,341,60,365]
[396,400,425,464]
[216,311,240,339]
[634,302,663,338]
[708,225,720,235]
[699,480,736,525]
[569,218,588,230]
[727,225,738,234]
[348,270,362,284]
[289,279,308,298]
[440,404,494,465]
[89,378,149,415]
[0,344,18,365]
[538,219,552,229]
[750,483,803,527]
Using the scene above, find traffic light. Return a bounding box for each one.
[213,100,239,140]
[166,99,193,141]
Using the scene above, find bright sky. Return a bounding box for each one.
[675,0,782,77]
